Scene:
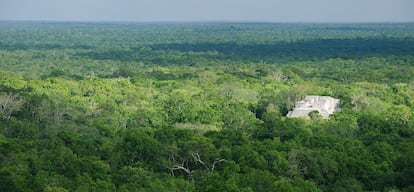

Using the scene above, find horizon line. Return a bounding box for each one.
[1,19,414,24]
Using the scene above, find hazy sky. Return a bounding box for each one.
[1,0,413,22]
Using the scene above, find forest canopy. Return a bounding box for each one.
[0,22,414,191]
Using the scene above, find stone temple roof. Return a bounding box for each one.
[287,96,340,119]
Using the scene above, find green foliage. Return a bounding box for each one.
[0,22,413,191]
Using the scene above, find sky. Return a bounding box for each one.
[1,0,413,23]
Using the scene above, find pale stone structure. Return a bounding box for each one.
[287,96,340,119]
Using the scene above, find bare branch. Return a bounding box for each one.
[0,92,25,120]
[211,159,226,171]
[170,165,191,175]
[170,161,191,176]
[191,152,205,165]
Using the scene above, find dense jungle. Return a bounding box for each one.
[1,22,414,191]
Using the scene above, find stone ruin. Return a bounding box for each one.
[287,95,340,119]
